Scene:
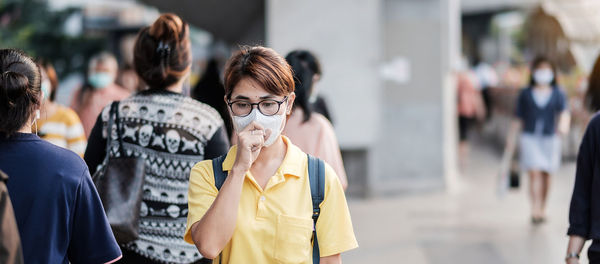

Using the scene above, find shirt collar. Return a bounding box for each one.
[221,136,305,178]
[0,132,40,141]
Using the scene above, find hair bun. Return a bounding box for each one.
[1,71,30,101]
[148,13,184,42]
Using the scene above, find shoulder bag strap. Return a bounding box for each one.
[112,101,126,157]
[93,103,118,180]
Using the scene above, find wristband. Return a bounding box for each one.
[565,252,580,260]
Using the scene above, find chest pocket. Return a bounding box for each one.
[274,214,313,263]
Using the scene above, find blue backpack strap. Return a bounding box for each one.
[211,155,228,264]
[307,154,325,264]
[212,155,228,191]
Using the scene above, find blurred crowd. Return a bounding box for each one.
[0,13,356,264]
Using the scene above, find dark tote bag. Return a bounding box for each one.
[92,101,146,244]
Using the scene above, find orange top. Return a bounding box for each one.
[283,109,348,189]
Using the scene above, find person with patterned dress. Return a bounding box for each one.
[84,14,229,264]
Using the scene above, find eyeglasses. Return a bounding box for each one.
[228,96,288,117]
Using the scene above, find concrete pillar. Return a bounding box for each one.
[266,0,382,197]
[373,0,459,194]
[267,0,459,196]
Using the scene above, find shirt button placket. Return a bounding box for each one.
[257,194,268,219]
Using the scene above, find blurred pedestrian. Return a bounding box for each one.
[116,35,143,93]
[456,65,485,168]
[283,50,348,190]
[0,49,121,263]
[71,52,130,137]
[185,46,357,263]
[474,58,498,120]
[288,50,334,124]
[37,60,87,156]
[85,14,229,264]
[503,56,570,224]
[192,58,234,139]
[566,54,600,264]
[0,170,23,264]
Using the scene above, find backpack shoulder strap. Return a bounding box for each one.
[210,154,228,264]
[307,154,325,264]
[212,155,228,191]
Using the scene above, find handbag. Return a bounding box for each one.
[92,101,146,244]
[509,169,520,189]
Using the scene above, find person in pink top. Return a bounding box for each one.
[283,50,348,190]
[71,52,130,137]
[456,68,485,168]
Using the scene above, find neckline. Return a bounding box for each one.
[529,87,555,110]
[0,132,40,141]
[136,89,182,97]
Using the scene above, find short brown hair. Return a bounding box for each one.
[223,46,295,99]
[134,13,191,90]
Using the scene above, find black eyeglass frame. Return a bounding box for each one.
[227,96,289,117]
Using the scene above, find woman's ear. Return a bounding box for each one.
[224,95,233,116]
[286,92,296,115]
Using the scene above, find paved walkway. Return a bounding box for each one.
[344,142,584,264]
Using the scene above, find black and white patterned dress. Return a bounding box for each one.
[85,90,229,263]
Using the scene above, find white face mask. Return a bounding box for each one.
[533,69,554,86]
[41,80,51,100]
[232,108,285,147]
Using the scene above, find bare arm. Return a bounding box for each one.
[558,111,571,136]
[190,122,266,259]
[500,119,521,175]
[190,167,245,259]
[321,254,342,264]
[566,235,585,264]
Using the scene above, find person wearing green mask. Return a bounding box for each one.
[70,52,130,137]
[37,60,87,156]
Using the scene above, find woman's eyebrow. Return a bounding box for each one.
[232,95,275,100]
[233,95,250,100]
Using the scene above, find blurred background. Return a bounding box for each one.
[2,0,598,263]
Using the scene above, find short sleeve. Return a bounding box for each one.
[184,160,219,244]
[315,163,358,257]
[515,89,527,119]
[568,114,599,237]
[314,115,347,188]
[559,89,569,112]
[67,169,121,264]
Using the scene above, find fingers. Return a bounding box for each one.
[238,127,265,152]
[243,121,265,133]
[264,129,272,142]
[238,122,268,149]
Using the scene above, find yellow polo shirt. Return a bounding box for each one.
[184,136,358,263]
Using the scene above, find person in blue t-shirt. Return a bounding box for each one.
[0,49,122,264]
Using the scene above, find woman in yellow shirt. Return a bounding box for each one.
[184,46,358,264]
[37,61,86,156]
